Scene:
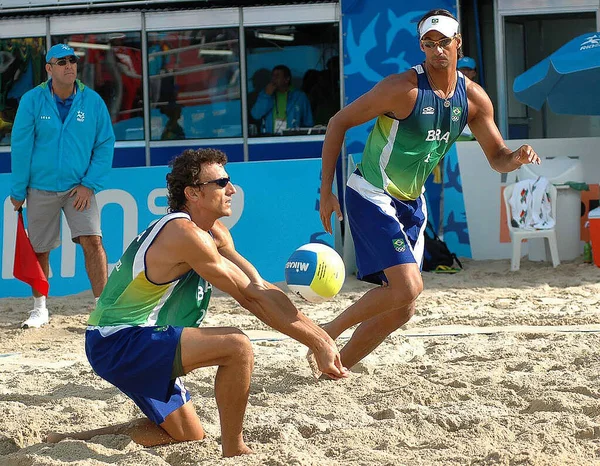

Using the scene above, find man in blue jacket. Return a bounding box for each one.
[250,65,313,135]
[10,44,115,328]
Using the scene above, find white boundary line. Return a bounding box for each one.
[246,324,600,342]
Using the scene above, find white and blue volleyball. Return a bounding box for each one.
[285,243,345,303]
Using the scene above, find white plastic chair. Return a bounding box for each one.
[503,183,560,271]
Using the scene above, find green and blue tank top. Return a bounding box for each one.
[88,212,212,328]
[358,64,469,200]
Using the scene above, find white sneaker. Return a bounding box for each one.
[21,308,49,329]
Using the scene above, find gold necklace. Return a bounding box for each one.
[426,68,456,108]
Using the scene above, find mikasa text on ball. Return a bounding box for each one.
[284,243,345,303]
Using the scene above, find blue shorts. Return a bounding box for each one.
[346,170,427,285]
[85,325,191,425]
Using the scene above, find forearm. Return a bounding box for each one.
[10,150,32,200]
[490,146,522,173]
[82,145,114,191]
[247,287,331,351]
[320,118,346,194]
[250,92,273,119]
[11,114,34,200]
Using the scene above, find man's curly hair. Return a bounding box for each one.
[166,148,228,212]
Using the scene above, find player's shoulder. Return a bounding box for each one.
[378,69,418,94]
[210,219,230,236]
[465,79,491,106]
[158,217,218,261]
[210,220,234,249]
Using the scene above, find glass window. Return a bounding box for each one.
[148,28,241,141]
[0,37,46,146]
[245,23,339,137]
[52,32,144,141]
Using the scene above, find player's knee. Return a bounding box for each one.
[227,329,254,367]
[388,275,423,304]
[169,427,205,443]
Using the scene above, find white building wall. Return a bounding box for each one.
[458,137,600,260]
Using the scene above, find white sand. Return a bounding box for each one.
[1,258,600,465]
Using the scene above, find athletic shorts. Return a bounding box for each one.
[345,169,427,285]
[26,188,102,253]
[85,325,191,425]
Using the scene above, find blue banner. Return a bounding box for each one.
[0,159,332,297]
[442,145,472,258]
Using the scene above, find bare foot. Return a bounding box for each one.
[46,432,67,443]
[223,444,253,457]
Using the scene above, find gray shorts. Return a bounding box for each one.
[26,188,102,253]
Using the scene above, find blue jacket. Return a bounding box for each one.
[251,87,313,134]
[10,79,115,201]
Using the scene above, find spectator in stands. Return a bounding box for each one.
[302,68,320,118]
[457,56,477,82]
[110,35,142,120]
[309,57,340,126]
[160,101,185,140]
[457,56,477,140]
[250,65,313,135]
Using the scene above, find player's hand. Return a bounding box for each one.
[70,185,93,211]
[10,197,24,211]
[513,145,541,166]
[265,82,276,95]
[319,191,343,235]
[313,340,349,380]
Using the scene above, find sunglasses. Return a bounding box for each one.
[49,56,78,66]
[196,177,231,188]
[421,36,456,49]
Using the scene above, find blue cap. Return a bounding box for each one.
[457,56,476,70]
[46,44,77,63]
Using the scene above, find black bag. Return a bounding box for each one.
[422,222,463,272]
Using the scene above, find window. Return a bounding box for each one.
[0,37,46,146]
[245,23,339,137]
[148,28,241,141]
[52,32,144,141]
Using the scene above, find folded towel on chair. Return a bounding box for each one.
[509,176,556,230]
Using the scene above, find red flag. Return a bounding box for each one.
[13,210,49,297]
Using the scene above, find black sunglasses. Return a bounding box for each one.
[196,177,231,188]
[49,56,78,66]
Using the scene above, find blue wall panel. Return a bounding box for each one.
[113,146,147,168]
[248,140,323,161]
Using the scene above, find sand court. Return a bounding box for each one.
[1,258,600,465]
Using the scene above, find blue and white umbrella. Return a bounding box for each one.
[513,32,600,115]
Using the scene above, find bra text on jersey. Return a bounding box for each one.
[425,129,450,143]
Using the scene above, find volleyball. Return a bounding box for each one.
[284,243,345,303]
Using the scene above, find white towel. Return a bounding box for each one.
[509,177,555,230]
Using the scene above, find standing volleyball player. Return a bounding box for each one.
[47,148,347,457]
[317,9,542,370]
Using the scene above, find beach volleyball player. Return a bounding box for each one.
[317,9,541,371]
[47,148,347,457]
